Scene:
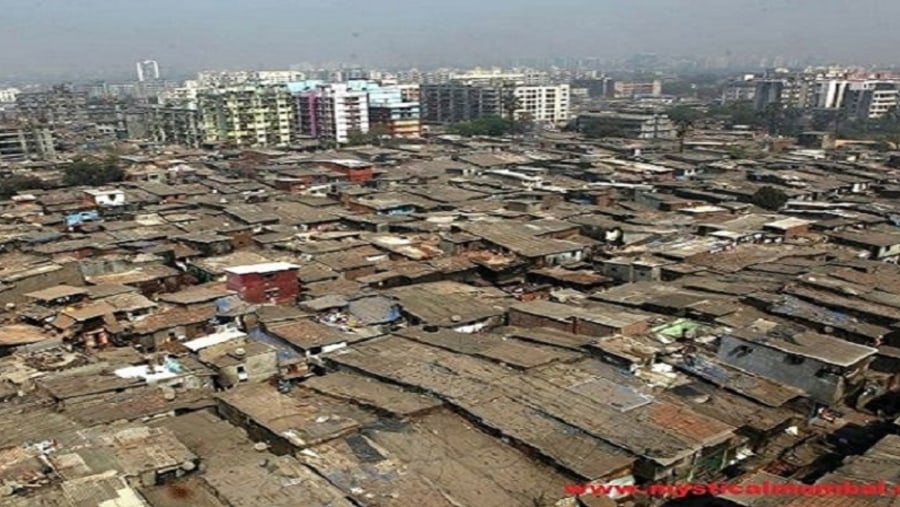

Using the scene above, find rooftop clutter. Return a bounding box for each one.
[0,131,898,506]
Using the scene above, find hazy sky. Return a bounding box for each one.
[2,0,899,79]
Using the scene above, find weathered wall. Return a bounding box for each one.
[507,308,574,334]
[0,262,85,306]
[717,335,842,404]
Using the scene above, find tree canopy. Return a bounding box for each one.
[834,107,900,146]
[0,175,44,199]
[666,105,703,126]
[62,158,124,187]
[345,124,393,146]
[676,101,804,136]
[580,123,628,139]
[448,116,514,137]
[751,186,789,211]
[667,106,703,152]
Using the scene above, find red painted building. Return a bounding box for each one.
[319,159,374,183]
[224,262,301,304]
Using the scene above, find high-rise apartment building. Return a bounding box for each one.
[753,75,816,110]
[816,80,851,109]
[753,79,786,111]
[865,85,900,119]
[612,80,662,98]
[421,81,504,124]
[842,81,900,120]
[138,106,203,148]
[397,69,423,84]
[808,77,900,119]
[159,83,202,110]
[571,78,615,98]
[421,80,569,125]
[721,77,757,103]
[0,88,20,104]
[512,84,570,124]
[136,60,160,82]
[367,83,422,138]
[196,71,251,88]
[574,112,676,139]
[0,123,56,161]
[289,81,369,144]
[198,85,295,147]
[251,71,308,85]
[15,85,89,124]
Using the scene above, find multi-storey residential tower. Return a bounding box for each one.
[843,81,900,120]
[421,80,569,125]
[366,84,421,138]
[198,85,295,147]
[0,88,20,104]
[511,84,570,124]
[289,81,369,144]
[753,75,816,110]
[136,60,160,82]
[0,123,56,161]
[15,85,89,124]
[421,81,504,124]
[143,106,203,148]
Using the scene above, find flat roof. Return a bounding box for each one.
[330,335,735,466]
[0,324,51,346]
[302,371,442,417]
[729,327,878,367]
[765,217,813,230]
[319,158,370,168]
[24,284,89,301]
[182,330,246,352]
[224,262,301,275]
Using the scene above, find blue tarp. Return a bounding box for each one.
[348,296,402,325]
[65,210,100,227]
[248,327,300,360]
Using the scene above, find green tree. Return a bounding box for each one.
[667,106,702,153]
[726,145,753,159]
[345,125,394,146]
[666,106,702,124]
[0,175,44,199]
[661,81,696,97]
[63,158,124,187]
[757,104,803,136]
[579,121,627,139]
[502,84,520,127]
[346,129,371,146]
[708,101,762,127]
[448,116,513,137]
[811,109,846,133]
[513,111,535,135]
[675,120,693,153]
[751,186,789,211]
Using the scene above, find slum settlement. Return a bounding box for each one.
[0,135,898,507]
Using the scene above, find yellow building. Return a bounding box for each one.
[198,85,295,147]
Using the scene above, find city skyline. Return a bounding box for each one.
[3,0,900,81]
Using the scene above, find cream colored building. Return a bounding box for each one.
[512,84,570,124]
[198,85,295,147]
[0,87,20,104]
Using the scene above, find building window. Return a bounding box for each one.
[815,366,840,378]
[785,354,805,365]
[730,345,753,358]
